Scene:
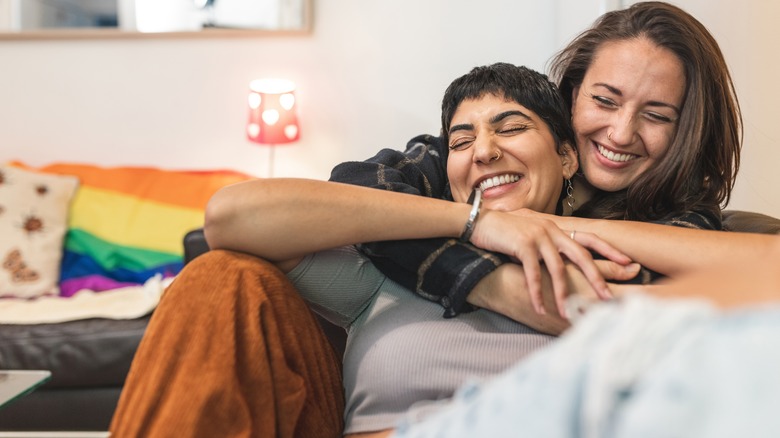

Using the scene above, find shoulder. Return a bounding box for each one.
[330,133,451,198]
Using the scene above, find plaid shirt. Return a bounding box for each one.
[329,134,721,318]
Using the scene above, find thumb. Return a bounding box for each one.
[596,260,641,281]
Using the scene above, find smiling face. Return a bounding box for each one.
[571,37,686,193]
[446,93,578,214]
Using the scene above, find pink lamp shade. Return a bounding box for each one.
[247,79,300,145]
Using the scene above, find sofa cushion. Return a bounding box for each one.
[0,315,150,388]
[722,210,780,235]
[0,165,79,299]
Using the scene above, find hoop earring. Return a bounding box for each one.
[491,150,502,162]
[566,179,575,210]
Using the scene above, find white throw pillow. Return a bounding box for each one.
[0,165,79,299]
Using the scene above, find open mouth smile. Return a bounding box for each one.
[597,144,638,163]
[477,174,521,192]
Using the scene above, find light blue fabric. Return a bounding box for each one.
[392,293,780,438]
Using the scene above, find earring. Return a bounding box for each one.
[491,150,502,162]
[565,179,575,210]
[607,132,613,141]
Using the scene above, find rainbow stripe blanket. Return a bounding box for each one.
[12,162,253,297]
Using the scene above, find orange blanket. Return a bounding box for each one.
[110,250,344,437]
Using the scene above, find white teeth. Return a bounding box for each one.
[479,174,520,192]
[598,145,636,162]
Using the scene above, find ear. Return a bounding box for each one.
[560,142,579,179]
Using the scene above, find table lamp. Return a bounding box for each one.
[246,78,300,177]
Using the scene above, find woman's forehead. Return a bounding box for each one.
[586,38,686,109]
[452,94,541,121]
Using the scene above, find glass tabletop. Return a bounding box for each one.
[0,370,51,410]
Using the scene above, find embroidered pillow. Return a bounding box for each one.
[0,165,79,299]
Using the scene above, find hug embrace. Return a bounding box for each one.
[110,2,780,437]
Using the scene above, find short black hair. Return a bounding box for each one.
[441,63,574,151]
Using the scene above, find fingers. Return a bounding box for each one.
[519,254,546,315]
[573,231,632,265]
[516,225,603,319]
[538,242,570,318]
[517,229,571,318]
[565,250,612,301]
[566,230,637,300]
[552,232,611,303]
[474,211,633,320]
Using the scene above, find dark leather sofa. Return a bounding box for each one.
[0,317,150,430]
[0,210,777,431]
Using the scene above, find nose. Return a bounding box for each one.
[472,134,501,164]
[608,109,638,145]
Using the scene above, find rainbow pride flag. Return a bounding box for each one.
[12,162,253,297]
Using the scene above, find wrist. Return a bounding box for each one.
[459,189,483,242]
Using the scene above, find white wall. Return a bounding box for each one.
[1,0,555,177]
[1,0,778,218]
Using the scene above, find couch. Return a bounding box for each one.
[180,209,780,364]
[0,162,252,431]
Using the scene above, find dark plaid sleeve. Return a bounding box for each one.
[329,134,508,317]
[654,209,722,232]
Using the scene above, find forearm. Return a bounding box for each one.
[204,178,470,266]
[645,235,780,308]
[549,216,774,278]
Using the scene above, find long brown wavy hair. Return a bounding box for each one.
[548,1,742,222]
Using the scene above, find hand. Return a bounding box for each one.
[562,260,640,320]
[467,263,570,335]
[470,208,634,318]
[467,260,641,334]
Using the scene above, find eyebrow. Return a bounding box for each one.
[491,110,533,124]
[448,110,534,136]
[594,82,681,114]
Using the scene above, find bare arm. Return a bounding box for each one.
[204,178,469,271]
[204,178,629,319]
[643,234,780,309]
[466,209,776,320]
[538,213,775,278]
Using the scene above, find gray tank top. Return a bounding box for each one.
[288,246,553,434]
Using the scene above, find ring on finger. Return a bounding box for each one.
[570,230,576,240]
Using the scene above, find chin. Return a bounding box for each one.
[488,200,522,213]
[584,173,632,193]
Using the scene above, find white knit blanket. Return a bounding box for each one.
[0,275,173,324]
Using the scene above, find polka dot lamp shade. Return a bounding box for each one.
[247,78,300,145]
